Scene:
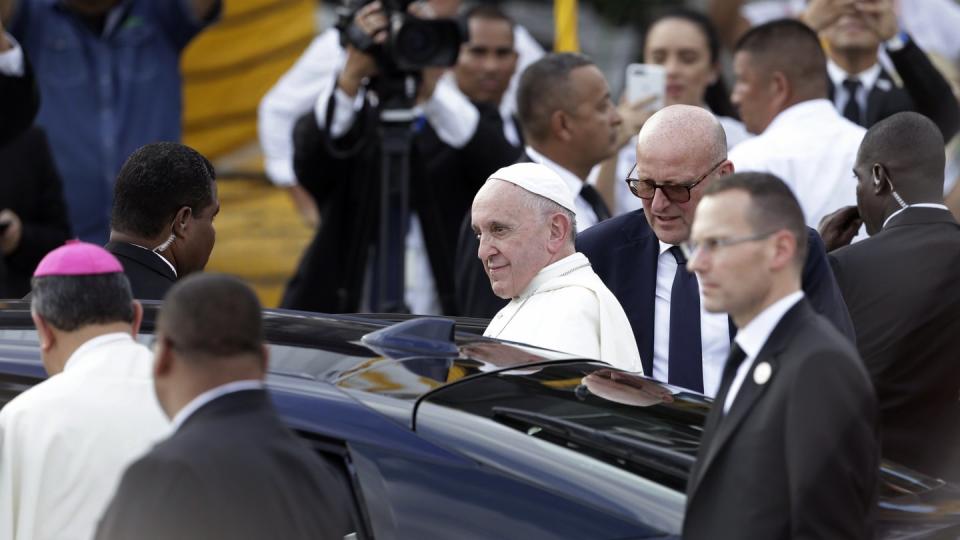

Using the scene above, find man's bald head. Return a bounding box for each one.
[633,105,733,245]
[854,112,946,233]
[638,105,727,166]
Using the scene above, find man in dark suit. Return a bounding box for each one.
[95,273,354,540]
[803,0,959,140]
[577,105,854,397]
[107,142,219,300]
[0,126,72,297]
[0,25,37,145]
[683,172,878,540]
[820,112,960,483]
[456,52,623,318]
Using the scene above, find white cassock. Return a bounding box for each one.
[0,333,170,540]
[484,253,644,373]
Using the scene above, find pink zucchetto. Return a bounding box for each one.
[33,240,124,277]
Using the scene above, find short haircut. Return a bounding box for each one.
[517,53,595,143]
[31,273,135,332]
[734,19,828,99]
[859,111,945,185]
[703,172,808,266]
[158,273,264,361]
[112,142,216,239]
[462,4,514,30]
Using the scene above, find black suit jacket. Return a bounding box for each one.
[0,57,39,146]
[684,300,878,540]
[829,39,960,140]
[281,79,521,314]
[829,207,960,482]
[577,209,855,375]
[95,389,354,540]
[104,241,176,300]
[0,127,71,297]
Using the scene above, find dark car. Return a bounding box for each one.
[0,301,957,539]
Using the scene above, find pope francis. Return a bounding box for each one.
[0,242,170,540]
[473,163,643,373]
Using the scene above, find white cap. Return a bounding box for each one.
[487,163,576,213]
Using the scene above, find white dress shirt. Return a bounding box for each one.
[724,291,804,413]
[484,252,643,372]
[0,333,170,540]
[257,25,543,187]
[827,59,884,122]
[652,241,731,397]
[0,34,24,76]
[729,99,867,229]
[525,146,600,231]
[171,380,265,432]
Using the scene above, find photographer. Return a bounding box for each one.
[281,1,520,315]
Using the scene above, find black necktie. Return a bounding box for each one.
[715,343,748,416]
[667,246,703,392]
[842,79,863,125]
[579,184,611,222]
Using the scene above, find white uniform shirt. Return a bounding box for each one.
[257,25,544,187]
[652,241,731,398]
[0,34,24,76]
[729,99,866,229]
[484,252,643,372]
[0,333,170,540]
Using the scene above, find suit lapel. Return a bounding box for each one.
[620,213,660,374]
[864,73,891,127]
[687,302,805,497]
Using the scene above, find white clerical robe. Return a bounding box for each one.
[0,333,170,540]
[484,253,644,373]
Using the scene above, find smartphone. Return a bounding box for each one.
[625,63,666,111]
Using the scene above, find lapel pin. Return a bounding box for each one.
[753,362,772,385]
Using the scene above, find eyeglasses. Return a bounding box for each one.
[680,231,777,260]
[625,159,726,203]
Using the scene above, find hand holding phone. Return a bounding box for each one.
[625,63,666,112]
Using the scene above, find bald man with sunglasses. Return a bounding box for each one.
[577,105,854,397]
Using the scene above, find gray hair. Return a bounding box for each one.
[515,186,578,245]
[31,273,135,332]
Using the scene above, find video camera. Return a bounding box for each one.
[336,0,465,74]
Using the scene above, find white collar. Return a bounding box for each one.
[734,291,804,359]
[170,380,265,432]
[658,240,679,256]
[763,99,839,134]
[827,59,884,92]
[127,242,178,277]
[63,332,135,372]
[525,145,586,196]
[515,252,590,300]
[882,203,951,229]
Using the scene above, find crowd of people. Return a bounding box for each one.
[1,0,960,538]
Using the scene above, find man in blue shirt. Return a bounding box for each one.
[2,0,220,243]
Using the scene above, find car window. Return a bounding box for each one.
[419,362,707,491]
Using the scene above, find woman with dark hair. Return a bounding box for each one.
[601,9,750,215]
